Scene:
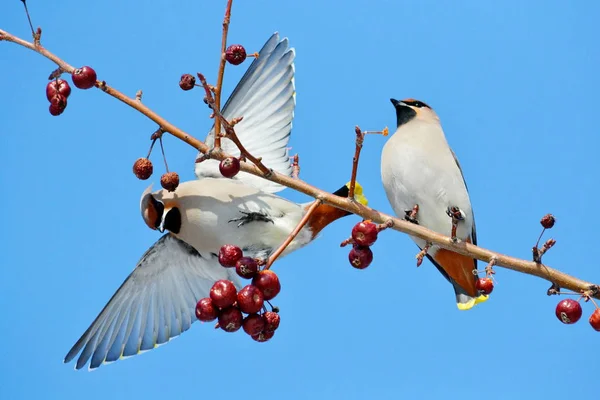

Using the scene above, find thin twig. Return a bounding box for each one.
[348,126,364,199]
[213,0,234,150]
[2,28,600,299]
[265,200,323,269]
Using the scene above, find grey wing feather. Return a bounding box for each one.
[195,32,296,193]
[64,234,241,370]
[450,149,477,273]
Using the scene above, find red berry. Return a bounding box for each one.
[252,270,281,300]
[218,307,243,332]
[236,285,264,314]
[251,330,274,342]
[46,79,71,100]
[49,103,65,116]
[179,74,196,91]
[132,158,153,180]
[72,66,97,89]
[236,257,259,279]
[348,245,373,269]
[540,214,556,229]
[195,298,218,322]
[351,221,378,246]
[590,309,600,331]
[262,311,280,333]
[218,244,243,268]
[49,93,67,110]
[210,280,238,309]
[242,314,265,336]
[219,157,241,178]
[225,44,247,65]
[555,299,582,324]
[476,277,494,295]
[160,172,180,192]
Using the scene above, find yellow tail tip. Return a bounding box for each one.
[345,181,368,206]
[456,294,489,311]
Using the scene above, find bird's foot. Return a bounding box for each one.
[229,211,274,227]
[416,241,432,267]
[404,204,420,225]
[446,206,465,242]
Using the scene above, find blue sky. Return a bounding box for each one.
[2,0,600,398]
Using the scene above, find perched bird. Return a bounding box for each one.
[381,98,488,310]
[64,33,368,370]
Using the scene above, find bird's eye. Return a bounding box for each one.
[414,101,423,108]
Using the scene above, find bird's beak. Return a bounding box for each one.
[390,98,406,107]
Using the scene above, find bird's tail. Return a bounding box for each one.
[305,181,368,238]
[453,282,489,311]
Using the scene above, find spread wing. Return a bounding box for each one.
[195,32,296,193]
[64,234,241,370]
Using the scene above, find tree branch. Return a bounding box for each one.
[1,27,598,299]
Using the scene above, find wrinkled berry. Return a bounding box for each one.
[540,214,556,229]
[133,158,153,180]
[160,172,180,192]
[236,257,259,279]
[179,73,196,91]
[46,79,71,100]
[262,311,280,333]
[225,44,247,65]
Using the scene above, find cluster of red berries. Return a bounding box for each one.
[132,157,180,192]
[195,244,282,342]
[46,66,96,116]
[348,221,377,269]
[555,298,600,331]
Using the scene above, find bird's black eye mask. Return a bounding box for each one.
[402,99,431,109]
[163,207,182,234]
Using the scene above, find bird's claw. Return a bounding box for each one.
[404,204,420,224]
[228,211,274,227]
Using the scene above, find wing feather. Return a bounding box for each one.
[64,234,241,370]
[195,32,296,193]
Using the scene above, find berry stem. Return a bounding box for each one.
[213,0,234,150]
[159,137,169,172]
[265,200,322,269]
[19,0,37,44]
[535,228,546,248]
